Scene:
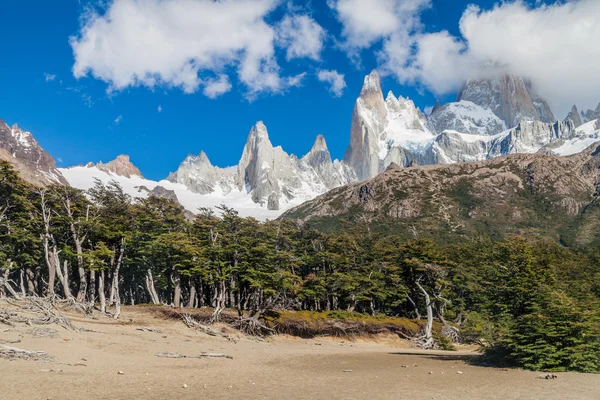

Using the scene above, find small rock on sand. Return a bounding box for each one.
[118,371,124,375]
[183,384,188,389]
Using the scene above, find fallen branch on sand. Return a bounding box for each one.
[156,352,233,360]
[27,327,58,338]
[182,314,238,342]
[136,327,163,333]
[0,345,52,362]
[2,297,77,330]
[232,317,275,337]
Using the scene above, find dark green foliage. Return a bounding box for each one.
[0,162,598,372]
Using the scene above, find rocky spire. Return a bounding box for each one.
[197,150,211,165]
[310,134,328,153]
[360,70,383,97]
[457,75,555,128]
[0,121,67,186]
[565,105,583,127]
[582,102,600,123]
[343,71,388,181]
[95,155,143,178]
[303,135,332,169]
[167,148,235,196]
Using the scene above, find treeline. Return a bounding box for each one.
[0,161,599,372]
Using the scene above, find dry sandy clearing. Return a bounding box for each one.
[1,302,599,400]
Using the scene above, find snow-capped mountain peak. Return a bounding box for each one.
[94,155,143,178]
[9,72,600,221]
[0,120,67,186]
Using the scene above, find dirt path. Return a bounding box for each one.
[1,303,599,400]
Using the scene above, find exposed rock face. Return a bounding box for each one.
[343,71,388,181]
[457,75,555,128]
[167,151,234,195]
[428,100,507,135]
[25,70,600,219]
[235,122,354,210]
[343,70,433,180]
[150,185,179,203]
[0,120,67,186]
[565,105,584,127]
[422,119,578,165]
[581,103,600,124]
[135,185,194,220]
[302,134,356,189]
[341,72,591,183]
[95,155,143,178]
[283,142,600,245]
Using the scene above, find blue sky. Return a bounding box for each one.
[0,0,587,180]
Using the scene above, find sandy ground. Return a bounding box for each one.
[1,302,599,400]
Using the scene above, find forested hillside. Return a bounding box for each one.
[0,161,599,372]
[283,144,600,246]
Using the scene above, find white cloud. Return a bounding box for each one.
[44,73,56,82]
[114,115,123,124]
[317,70,346,97]
[276,14,326,61]
[70,0,306,99]
[328,0,430,59]
[157,105,162,113]
[202,74,232,99]
[381,0,600,116]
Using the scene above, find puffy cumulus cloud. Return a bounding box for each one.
[382,0,600,116]
[202,74,233,99]
[328,0,430,56]
[70,0,308,99]
[276,14,326,61]
[317,70,346,97]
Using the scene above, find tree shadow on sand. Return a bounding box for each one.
[388,350,512,369]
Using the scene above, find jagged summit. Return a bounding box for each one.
[581,103,600,123]
[361,70,382,96]
[458,75,555,128]
[197,150,211,165]
[0,121,67,186]
[566,105,584,127]
[94,155,143,179]
[310,134,328,152]
[12,70,600,220]
[249,121,270,141]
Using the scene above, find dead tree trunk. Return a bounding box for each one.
[187,281,196,309]
[172,267,181,308]
[109,240,125,305]
[113,284,121,319]
[98,269,106,313]
[73,238,87,302]
[145,269,160,305]
[19,268,26,297]
[211,280,227,323]
[0,266,19,299]
[38,190,56,297]
[88,268,96,303]
[415,280,434,349]
[55,260,73,299]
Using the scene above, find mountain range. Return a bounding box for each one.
[1,71,600,220]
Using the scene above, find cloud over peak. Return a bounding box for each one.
[379,0,600,116]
